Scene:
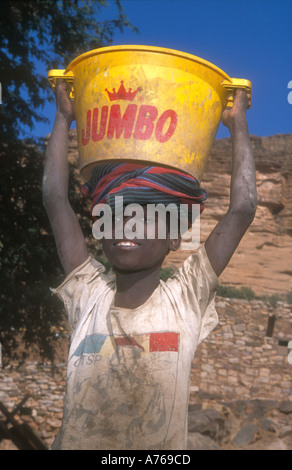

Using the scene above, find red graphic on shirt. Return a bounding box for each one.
[114,332,179,353]
[149,332,179,352]
[115,336,145,351]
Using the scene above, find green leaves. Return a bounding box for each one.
[0,0,138,139]
[0,0,137,361]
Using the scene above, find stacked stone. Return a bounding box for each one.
[190,298,292,403]
[0,361,66,449]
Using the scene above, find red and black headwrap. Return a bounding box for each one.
[81,163,207,228]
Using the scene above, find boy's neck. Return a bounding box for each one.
[113,266,161,309]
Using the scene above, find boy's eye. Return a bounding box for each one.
[113,215,157,224]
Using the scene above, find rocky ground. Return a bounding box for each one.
[187,399,292,450]
[1,357,291,451]
[0,312,291,451]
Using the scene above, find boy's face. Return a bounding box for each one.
[101,206,181,273]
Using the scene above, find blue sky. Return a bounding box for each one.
[37,0,292,140]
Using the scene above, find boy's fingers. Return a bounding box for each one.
[55,78,68,86]
[55,79,71,96]
[234,89,248,109]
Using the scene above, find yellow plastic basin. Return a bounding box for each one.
[48,45,251,181]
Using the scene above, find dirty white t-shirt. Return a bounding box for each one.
[51,244,218,450]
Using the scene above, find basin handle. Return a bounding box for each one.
[47,71,251,108]
[47,69,75,99]
[222,78,252,109]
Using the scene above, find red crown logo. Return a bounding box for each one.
[105,81,141,102]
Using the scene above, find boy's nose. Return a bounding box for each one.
[113,214,148,241]
[113,215,136,239]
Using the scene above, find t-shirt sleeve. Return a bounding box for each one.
[50,257,106,333]
[176,243,219,344]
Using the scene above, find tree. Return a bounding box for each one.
[0,0,137,362]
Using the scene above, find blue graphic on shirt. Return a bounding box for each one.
[73,333,107,357]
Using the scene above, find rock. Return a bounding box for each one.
[279,427,292,438]
[216,301,227,309]
[223,400,279,419]
[188,408,223,439]
[46,418,61,429]
[260,418,277,433]
[232,423,260,448]
[246,400,279,419]
[279,402,292,414]
[188,403,202,413]
[187,432,220,450]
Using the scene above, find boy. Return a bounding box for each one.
[43,81,257,450]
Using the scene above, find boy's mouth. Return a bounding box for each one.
[115,241,140,248]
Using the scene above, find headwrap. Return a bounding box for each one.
[81,162,207,228]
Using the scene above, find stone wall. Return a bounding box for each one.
[0,361,66,449]
[190,298,292,404]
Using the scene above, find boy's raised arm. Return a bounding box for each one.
[42,81,88,275]
[204,89,257,277]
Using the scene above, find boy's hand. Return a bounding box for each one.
[221,89,249,131]
[55,79,75,126]
[205,87,256,278]
[43,79,88,275]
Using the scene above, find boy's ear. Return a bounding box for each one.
[169,237,181,252]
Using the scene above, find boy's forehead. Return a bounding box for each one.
[113,203,168,217]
